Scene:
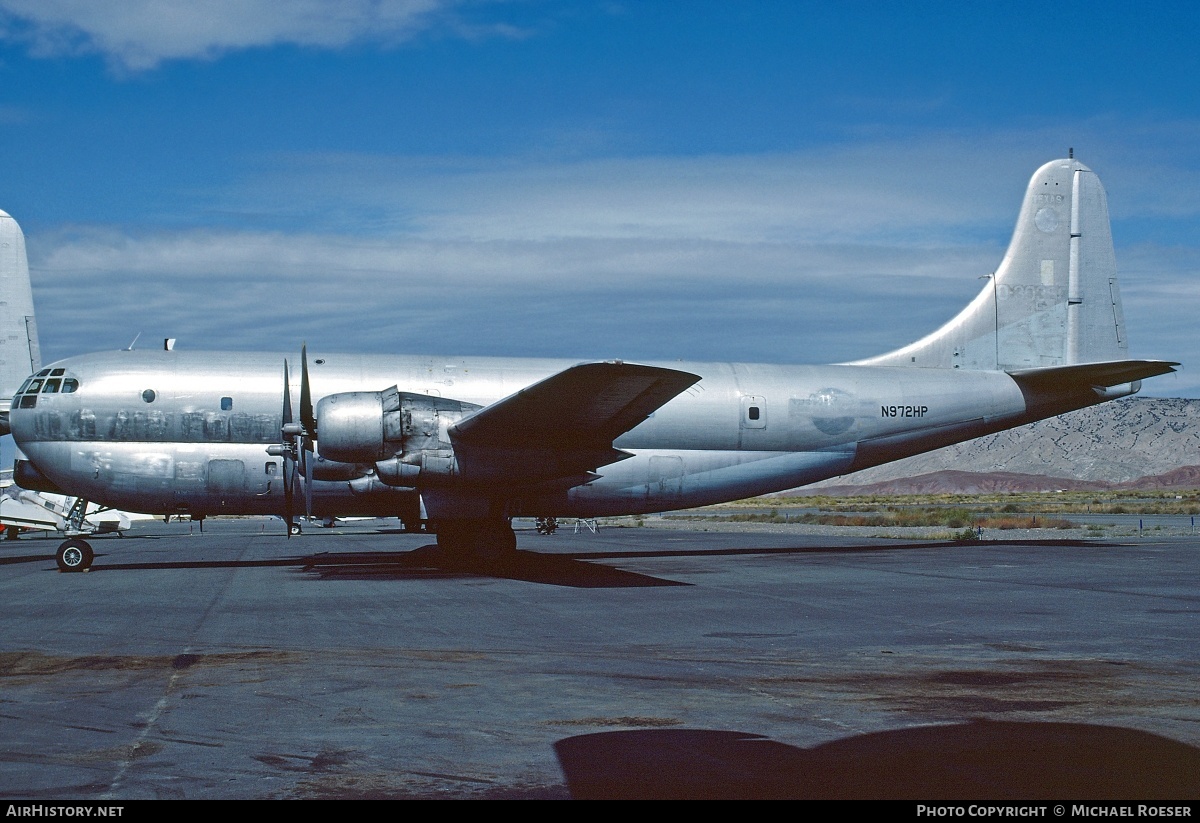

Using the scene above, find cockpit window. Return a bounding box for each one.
[14,374,79,397]
[36,369,51,377]
[50,368,65,376]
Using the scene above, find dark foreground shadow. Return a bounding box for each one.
[554,721,1200,799]
[299,545,689,588]
[80,545,687,588]
[0,552,58,567]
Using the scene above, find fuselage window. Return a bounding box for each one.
[142,389,157,403]
[221,396,233,411]
[41,379,61,393]
[61,378,79,393]
[748,406,761,420]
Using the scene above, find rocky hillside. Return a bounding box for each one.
[799,397,1200,494]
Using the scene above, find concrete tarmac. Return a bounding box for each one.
[1,518,1198,800]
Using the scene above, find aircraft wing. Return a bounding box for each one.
[448,361,701,483]
[1007,360,1179,392]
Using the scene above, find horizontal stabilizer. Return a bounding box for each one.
[1008,359,1178,390]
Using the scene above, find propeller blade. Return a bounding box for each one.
[281,359,296,537]
[283,359,293,425]
[283,452,295,537]
[303,447,314,519]
[290,454,302,533]
[300,342,316,437]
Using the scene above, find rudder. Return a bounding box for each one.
[855,158,1128,371]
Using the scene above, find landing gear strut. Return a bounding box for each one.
[56,538,94,573]
[435,519,517,560]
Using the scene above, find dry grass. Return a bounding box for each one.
[705,488,1200,515]
[672,509,1075,529]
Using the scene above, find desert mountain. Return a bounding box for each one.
[799,397,1200,495]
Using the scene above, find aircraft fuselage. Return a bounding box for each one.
[10,348,1041,522]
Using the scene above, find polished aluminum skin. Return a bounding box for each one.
[4,159,1178,538]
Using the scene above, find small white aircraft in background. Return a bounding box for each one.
[0,468,143,539]
[0,158,1178,571]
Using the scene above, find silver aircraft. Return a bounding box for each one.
[0,158,1178,571]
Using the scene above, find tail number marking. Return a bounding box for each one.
[882,405,928,418]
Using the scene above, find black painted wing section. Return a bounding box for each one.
[1007,359,1178,392]
[448,362,701,483]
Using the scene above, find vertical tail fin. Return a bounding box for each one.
[0,210,41,430]
[855,158,1128,371]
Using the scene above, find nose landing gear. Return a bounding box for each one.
[56,538,94,572]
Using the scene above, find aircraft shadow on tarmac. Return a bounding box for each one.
[290,541,987,587]
[4,544,689,588]
[296,545,691,588]
[7,537,1132,590]
[553,720,1200,800]
[5,537,1129,588]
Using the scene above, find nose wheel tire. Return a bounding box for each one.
[289,522,303,536]
[56,539,94,573]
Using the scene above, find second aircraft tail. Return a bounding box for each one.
[0,209,42,435]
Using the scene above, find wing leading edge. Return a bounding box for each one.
[448,361,701,485]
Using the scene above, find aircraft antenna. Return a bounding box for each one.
[1068,147,1074,159]
[124,332,141,351]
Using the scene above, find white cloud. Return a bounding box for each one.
[227,140,1045,248]
[225,127,1200,250]
[0,0,500,70]
[19,135,1200,398]
[26,224,995,360]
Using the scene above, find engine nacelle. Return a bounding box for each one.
[315,387,480,471]
[314,390,395,464]
[13,459,66,495]
[310,455,363,482]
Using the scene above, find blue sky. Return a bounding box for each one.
[0,1,1197,396]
